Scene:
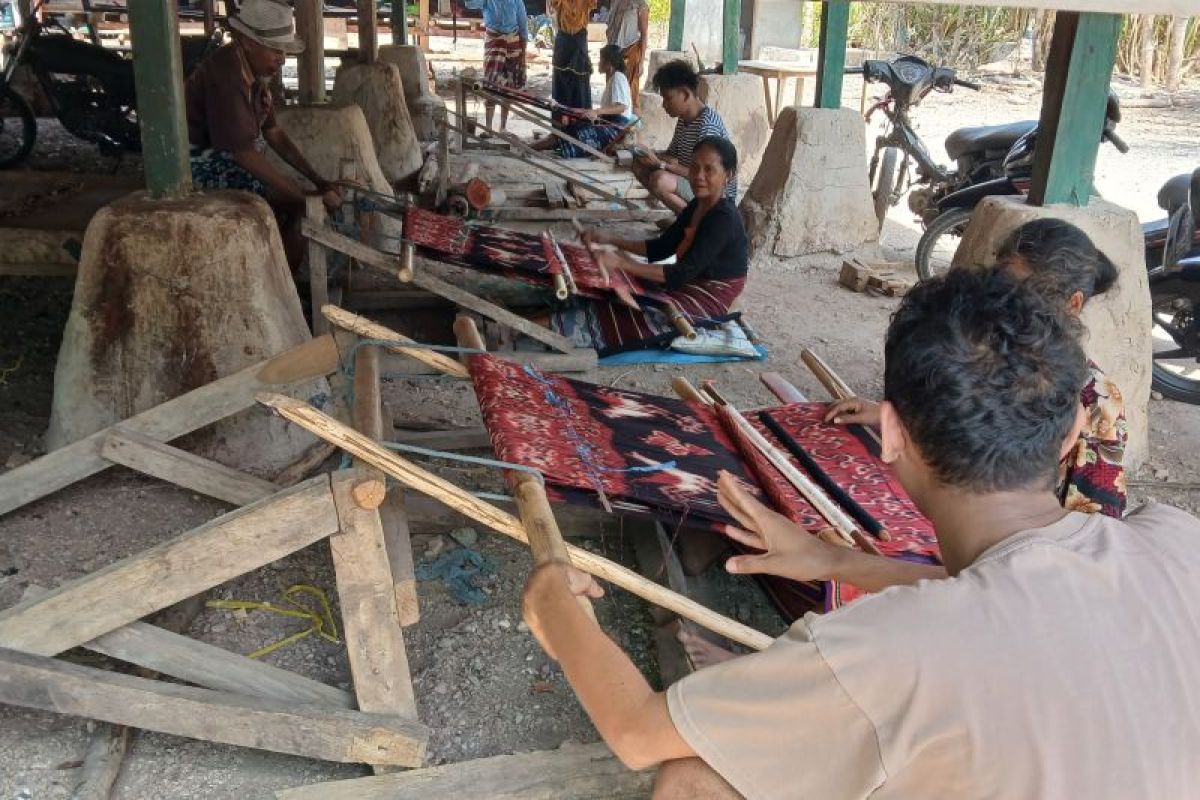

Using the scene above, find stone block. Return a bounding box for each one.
[273,104,395,195]
[698,74,771,183]
[45,192,325,475]
[332,62,423,183]
[379,43,446,141]
[740,106,878,257]
[953,195,1152,469]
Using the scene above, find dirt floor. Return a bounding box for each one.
[1,38,1200,798]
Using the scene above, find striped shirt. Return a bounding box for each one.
[667,105,737,199]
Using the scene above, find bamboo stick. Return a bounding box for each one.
[255,393,772,652]
[800,348,854,400]
[398,241,415,283]
[671,376,712,406]
[321,305,469,379]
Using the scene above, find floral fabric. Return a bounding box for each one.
[1060,361,1127,518]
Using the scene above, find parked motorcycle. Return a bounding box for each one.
[0,1,219,169]
[913,92,1128,280]
[1147,167,1200,404]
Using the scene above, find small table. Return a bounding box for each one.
[737,59,819,126]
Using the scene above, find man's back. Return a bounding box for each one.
[668,503,1200,798]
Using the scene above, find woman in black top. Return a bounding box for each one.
[559,136,748,351]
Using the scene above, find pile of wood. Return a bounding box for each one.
[838,257,913,297]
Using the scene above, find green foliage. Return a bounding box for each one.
[648,0,671,25]
[848,3,1027,68]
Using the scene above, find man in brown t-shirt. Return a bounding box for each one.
[185,0,340,267]
[521,268,1200,798]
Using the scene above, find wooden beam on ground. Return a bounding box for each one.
[1027,12,1120,207]
[100,428,279,506]
[383,406,422,626]
[258,394,774,652]
[0,335,337,518]
[0,647,427,767]
[274,741,652,799]
[323,304,468,379]
[329,470,418,729]
[393,427,492,451]
[85,620,354,708]
[631,521,697,684]
[813,1,849,109]
[296,0,326,104]
[71,722,127,800]
[0,477,340,656]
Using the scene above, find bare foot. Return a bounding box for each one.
[677,627,738,669]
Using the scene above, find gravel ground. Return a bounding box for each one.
[1,46,1199,799]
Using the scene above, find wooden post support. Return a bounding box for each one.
[296,0,327,104]
[1028,12,1120,207]
[813,1,849,109]
[322,304,469,379]
[721,0,741,74]
[357,0,378,63]
[127,0,192,197]
[0,647,427,767]
[201,0,215,36]
[667,0,687,52]
[257,394,775,652]
[307,197,332,336]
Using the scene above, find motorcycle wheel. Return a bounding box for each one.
[1150,278,1200,404]
[0,84,36,169]
[871,147,901,230]
[915,207,973,282]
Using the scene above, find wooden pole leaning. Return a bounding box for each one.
[453,316,596,620]
[255,394,773,652]
[800,348,854,400]
[322,304,469,379]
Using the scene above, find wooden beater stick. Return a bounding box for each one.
[255,393,773,651]
[453,316,594,618]
[800,348,884,449]
[322,305,469,379]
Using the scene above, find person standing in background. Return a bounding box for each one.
[464,0,530,131]
[605,0,648,111]
[548,0,596,125]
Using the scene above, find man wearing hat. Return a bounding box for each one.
[185,0,341,268]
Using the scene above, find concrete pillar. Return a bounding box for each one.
[379,43,446,141]
[273,104,396,195]
[953,195,1151,470]
[331,62,423,183]
[740,106,877,257]
[45,192,325,475]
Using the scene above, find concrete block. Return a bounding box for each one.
[953,195,1152,470]
[698,74,771,183]
[45,192,325,475]
[740,106,878,257]
[379,43,446,141]
[332,62,423,183]
[632,91,675,150]
[273,104,395,194]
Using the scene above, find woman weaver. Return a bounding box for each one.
[552,135,748,353]
[532,44,634,158]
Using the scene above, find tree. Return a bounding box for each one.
[1167,16,1190,92]
[1141,14,1157,91]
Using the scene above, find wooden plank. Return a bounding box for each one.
[72,723,127,799]
[307,197,332,336]
[485,206,672,222]
[0,335,338,518]
[323,304,469,379]
[1027,12,1120,207]
[814,1,849,109]
[86,620,354,708]
[0,647,427,767]
[357,0,377,62]
[543,180,569,209]
[329,471,418,726]
[101,428,279,506]
[393,427,492,451]
[274,742,652,799]
[296,0,326,103]
[409,271,579,354]
[759,372,808,404]
[0,477,340,656]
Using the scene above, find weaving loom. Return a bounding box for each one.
[467,353,941,617]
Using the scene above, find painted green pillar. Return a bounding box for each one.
[128,0,192,197]
[813,1,849,108]
[1028,12,1120,207]
[667,0,687,53]
[722,0,741,73]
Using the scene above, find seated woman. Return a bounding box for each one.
[681,218,1129,666]
[533,44,634,158]
[551,135,748,353]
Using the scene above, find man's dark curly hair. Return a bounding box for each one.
[652,59,700,94]
[884,267,1088,492]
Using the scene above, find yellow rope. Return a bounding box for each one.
[206,584,341,659]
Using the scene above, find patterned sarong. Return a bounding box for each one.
[483,29,526,89]
[189,149,267,196]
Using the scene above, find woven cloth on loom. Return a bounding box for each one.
[468,354,941,617]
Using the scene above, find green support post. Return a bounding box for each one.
[722,0,741,74]
[667,0,687,53]
[128,0,192,197]
[1028,12,1120,207]
[813,1,848,108]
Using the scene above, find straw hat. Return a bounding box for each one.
[229,0,305,55]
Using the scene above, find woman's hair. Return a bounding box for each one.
[599,44,626,74]
[652,60,700,94]
[693,135,738,175]
[997,219,1119,303]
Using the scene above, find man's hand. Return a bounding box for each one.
[522,561,604,661]
[824,397,881,427]
[635,149,661,168]
[581,228,610,248]
[594,249,623,273]
[316,180,344,214]
[717,471,844,582]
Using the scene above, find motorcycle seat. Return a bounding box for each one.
[1158,173,1193,212]
[945,120,1037,161]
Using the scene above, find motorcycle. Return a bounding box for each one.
[0,1,219,169]
[848,55,1030,230]
[1147,167,1200,404]
[913,92,1128,280]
